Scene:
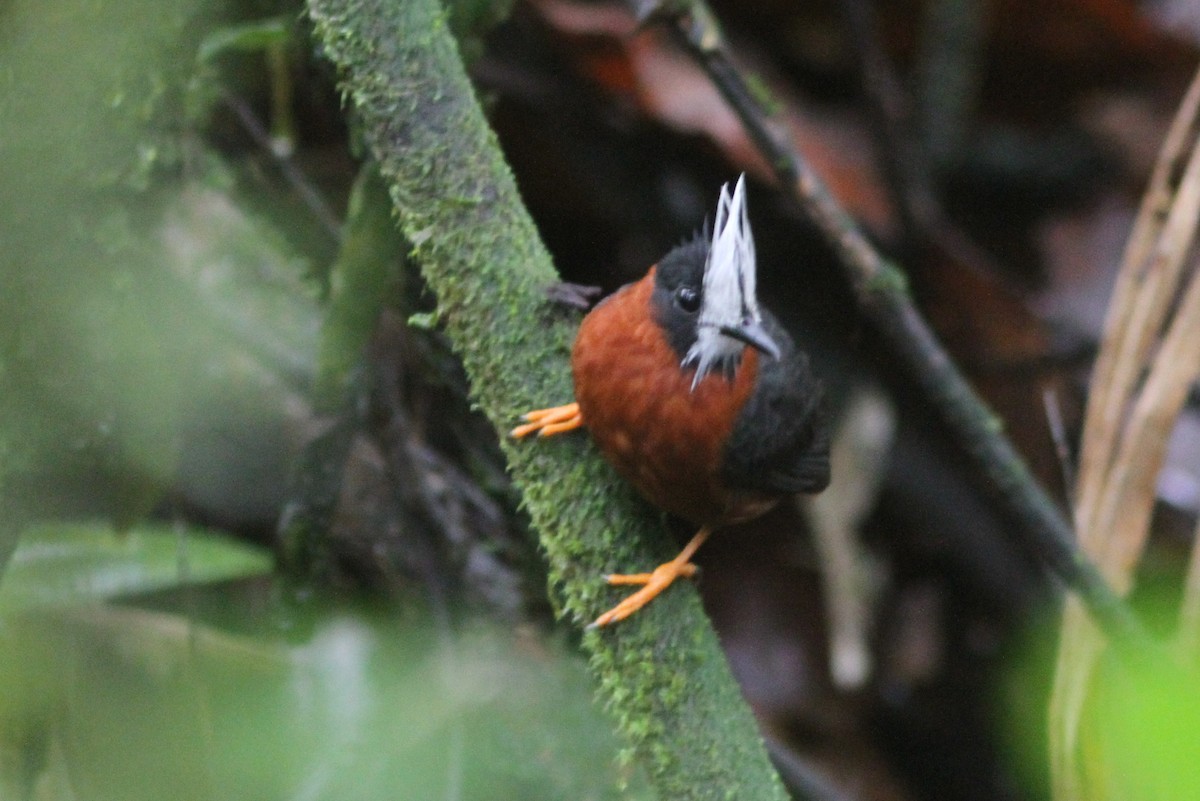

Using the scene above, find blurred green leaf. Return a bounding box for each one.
[197,16,292,62]
[315,166,406,410]
[0,0,327,545]
[0,522,271,613]
[0,0,214,573]
[1007,600,1200,801]
[1079,654,1200,801]
[0,601,650,801]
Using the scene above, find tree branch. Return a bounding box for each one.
[304,0,797,798]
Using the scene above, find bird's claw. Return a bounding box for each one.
[510,403,583,438]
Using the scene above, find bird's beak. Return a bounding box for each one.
[719,320,780,361]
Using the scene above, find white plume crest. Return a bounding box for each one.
[705,173,759,324]
[683,174,762,389]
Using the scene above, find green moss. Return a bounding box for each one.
[304,0,794,797]
[745,71,781,117]
[866,258,911,297]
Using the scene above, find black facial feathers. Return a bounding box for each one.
[651,233,710,361]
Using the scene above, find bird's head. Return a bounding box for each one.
[652,174,779,389]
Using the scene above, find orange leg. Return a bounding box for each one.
[588,526,712,629]
[510,402,584,439]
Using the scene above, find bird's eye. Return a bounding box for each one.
[675,286,701,313]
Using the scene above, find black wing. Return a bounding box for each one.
[720,311,831,495]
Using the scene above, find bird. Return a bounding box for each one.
[513,175,831,628]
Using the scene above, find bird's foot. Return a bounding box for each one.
[588,527,712,629]
[510,402,583,438]
[588,561,699,629]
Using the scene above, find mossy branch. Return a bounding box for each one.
[304,0,793,798]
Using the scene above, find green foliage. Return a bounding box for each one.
[0,522,271,613]
[1004,598,1200,801]
[0,0,325,575]
[314,166,407,409]
[0,599,647,801]
[197,15,294,62]
[194,13,304,155]
[1082,656,1200,800]
[0,0,228,573]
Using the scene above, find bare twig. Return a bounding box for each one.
[1042,387,1077,505]
[638,0,1150,653]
